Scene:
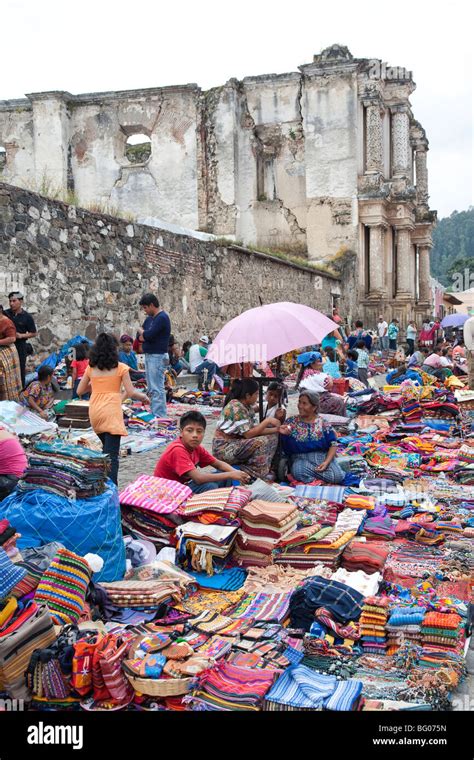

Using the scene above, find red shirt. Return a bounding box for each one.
[71,359,89,378]
[154,438,216,483]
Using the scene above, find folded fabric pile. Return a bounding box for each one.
[344,494,375,511]
[289,496,338,526]
[359,596,389,655]
[341,540,390,575]
[34,548,92,625]
[233,500,298,568]
[361,515,396,541]
[176,522,238,574]
[292,484,346,505]
[289,576,364,632]
[181,486,251,524]
[99,579,183,608]
[186,661,276,711]
[0,546,27,599]
[264,664,362,711]
[227,591,292,623]
[385,605,425,655]
[18,441,109,499]
[421,611,464,653]
[0,518,21,561]
[120,476,191,550]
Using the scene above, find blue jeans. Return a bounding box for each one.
[195,360,219,379]
[145,352,169,418]
[187,475,234,493]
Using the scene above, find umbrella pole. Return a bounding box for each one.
[259,380,264,422]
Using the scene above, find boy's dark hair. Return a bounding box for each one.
[356,340,366,349]
[180,410,207,430]
[182,340,192,353]
[347,350,358,361]
[355,320,363,328]
[267,381,282,392]
[89,333,119,370]
[74,343,88,361]
[38,366,54,381]
[139,293,159,308]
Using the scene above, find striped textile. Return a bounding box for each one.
[265,664,361,710]
[34,549,92,624]
[119,475,192,514]
[228,591,291,622]
[0,344,22,402]
[293,485,346,504]
[0,547,27,599]
[187,662,276,711]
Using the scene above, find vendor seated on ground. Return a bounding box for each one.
[19,366,55,420]
[407,347,426,369]
[279,390,345,484]
[118,335,146,382]
[0,426,27,500]
[264,381,287,423]
[212,378,281,481]
[421,346,452,381]
[296,351,346,417]
[322,347,341,379]
[343,349,359,379]
[154,410,250,494]
[452,340,466,361]
[168,335,184,375]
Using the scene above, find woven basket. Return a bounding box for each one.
[125,674,193,697]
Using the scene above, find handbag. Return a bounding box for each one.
[0,602,56,699]
[26,624,79,699]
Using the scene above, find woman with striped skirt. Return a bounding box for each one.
[0,311,22,401]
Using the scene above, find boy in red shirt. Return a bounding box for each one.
[154,410,250,493]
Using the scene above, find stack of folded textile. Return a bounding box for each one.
[100,578,184,608]
[18,441,109,499]
[264,664,362,711]
[227,590,292,623]
[344,494,375,511]
[292,484,346,506]
[186,662,276,711]
[0,518,21,562]
[176,522,238,574]
[359,597,389,655]
[289,496,338,525]
[181,486,251,525]
[289,576,364,632]
[385,605,425,655]
[421,611,464,653]
[361,515,396,541]
[341,540,390,575]
[233,500,298,568]
[120,476,191,550]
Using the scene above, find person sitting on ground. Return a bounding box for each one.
[168,335,184,375]
[71,342,90,398]
[407,347,426,370]
[452,339,466,361]
[212,378,281,481]
[118,335,146,382]
[279,390,345,484]
[356,340,370,388]
[343,349,359,379]
[189,335,220,383]
[20,366,56,419]
[322,347,341,379]
[154,410,250,494]
[181,341,192,371]
[264,381,287,423]
[421,345,451,381]
[0,426,27,500]
[296,351,346,417]
[77,333,149,485]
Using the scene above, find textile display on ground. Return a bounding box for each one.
[0,370,472,712]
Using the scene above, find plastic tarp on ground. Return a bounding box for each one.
[0,481,125,582]
[36,335,92,371]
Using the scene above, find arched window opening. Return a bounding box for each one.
[125,133,151,164]
[0,146,6,172]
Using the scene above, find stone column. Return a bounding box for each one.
[396,228,414,297]
[368,224,385,296]
[415,144,429,206]
[27,92,71,195]
[391,107,410,177]
[365,101,384,174]
[418,245,432,303]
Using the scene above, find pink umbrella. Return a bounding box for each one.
[207,301,338,366]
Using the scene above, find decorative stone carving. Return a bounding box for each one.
[415,145,429,206]
[418,245,431,303]
[391,109,410,176]
[365,102,384,174]
[396,227,414,296]
[368,224,385,296]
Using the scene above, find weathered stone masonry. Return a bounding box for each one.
[0,44,436,327]
[0,182,355,357]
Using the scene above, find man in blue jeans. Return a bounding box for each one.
[137,293,171,418]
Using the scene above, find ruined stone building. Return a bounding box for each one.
[0,45,436,324]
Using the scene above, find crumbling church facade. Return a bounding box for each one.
[0,45,436,324]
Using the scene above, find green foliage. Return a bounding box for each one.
[430,207,474,287]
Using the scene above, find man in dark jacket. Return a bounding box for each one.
[4,292,37,388]
[137,293,171,417]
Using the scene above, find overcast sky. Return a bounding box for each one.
[3,0,472,219]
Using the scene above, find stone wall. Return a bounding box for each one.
[0,182,357,359]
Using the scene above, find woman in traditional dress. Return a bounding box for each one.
[279,390,345,484]
[296,351,346,417]
[212,378,280,481]
[0,309,22,401]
